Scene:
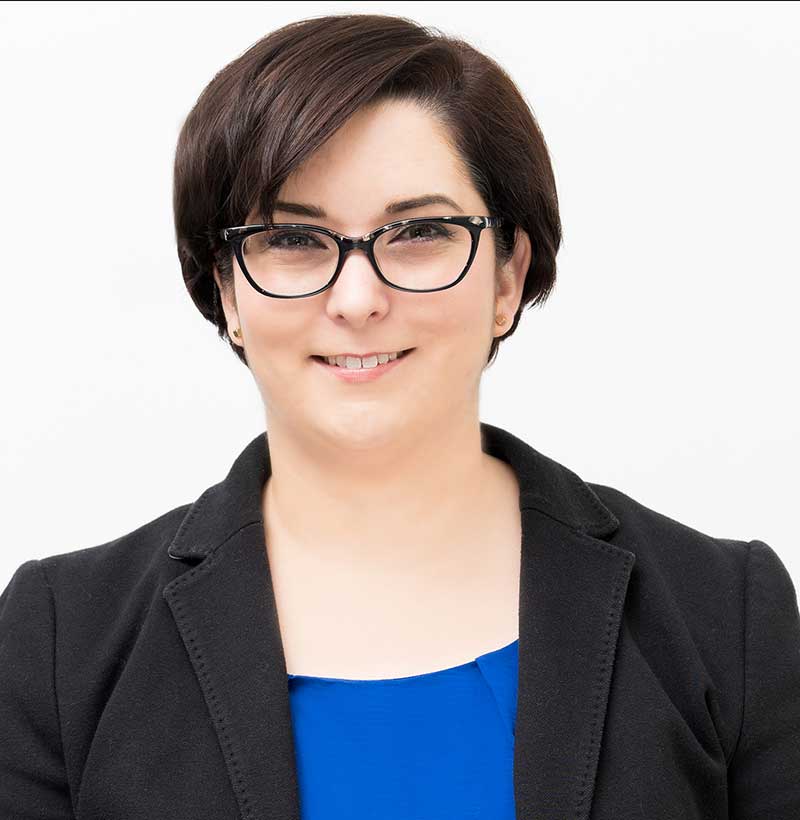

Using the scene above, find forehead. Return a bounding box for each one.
[305,98,461,170]
[247,99,480,225]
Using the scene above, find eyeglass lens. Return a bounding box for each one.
[239,220,473,296]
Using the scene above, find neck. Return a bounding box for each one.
[260,412,501,572]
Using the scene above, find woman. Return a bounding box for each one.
[1,12,798,820]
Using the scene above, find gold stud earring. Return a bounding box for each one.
[232,328,241,339]
[495,314,507,326]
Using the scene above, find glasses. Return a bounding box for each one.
[218,215,503,298]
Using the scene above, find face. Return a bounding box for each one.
[214,98,530,450]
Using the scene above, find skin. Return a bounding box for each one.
[214,98,532,678]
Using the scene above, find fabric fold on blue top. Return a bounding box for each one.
[286,638,519,819]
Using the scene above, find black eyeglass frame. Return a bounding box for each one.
[218,215,504,299]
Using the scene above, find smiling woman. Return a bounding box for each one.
[2,9,798,820]
[172,14,560,373]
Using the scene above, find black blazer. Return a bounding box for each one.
[2,422,799,820]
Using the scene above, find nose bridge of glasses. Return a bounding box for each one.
[335,232,376,251]
[333,234,383,280]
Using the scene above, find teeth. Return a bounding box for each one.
[324,351,403,369]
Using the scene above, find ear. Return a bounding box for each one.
[213,265,243,347]
[494,226,532,337]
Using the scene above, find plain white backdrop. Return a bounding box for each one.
[1,1,798,593]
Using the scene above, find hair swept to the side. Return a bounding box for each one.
[173,12,561,368]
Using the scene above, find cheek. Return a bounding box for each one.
[237,286,305,357]
[438,265,495,346]
[424,300,493,388]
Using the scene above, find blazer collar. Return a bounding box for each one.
[163,422,635,820]
[167,421,620,562]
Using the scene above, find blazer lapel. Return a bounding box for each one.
[163,422,635,820]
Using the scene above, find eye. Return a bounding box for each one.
[265,230,326,249]
[389,222,454,243]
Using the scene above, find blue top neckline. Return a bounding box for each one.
[286,637,519,684]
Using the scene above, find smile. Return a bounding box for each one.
[310,348,415,383]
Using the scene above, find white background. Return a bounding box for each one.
[1,1,798,592]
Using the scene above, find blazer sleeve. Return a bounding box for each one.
[0,559,76,819]
[727,539,800,819]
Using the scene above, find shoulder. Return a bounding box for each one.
[587,479,758,575]
[40,501,192,584]
[587,478,791,635]
[586,479,795,606]
[584,479,786,621]
[3,501,195,634]
[586,478,797,700]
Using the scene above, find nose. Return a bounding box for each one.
[322,245,391,320]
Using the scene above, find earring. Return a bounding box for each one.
[232,328,241,339]
[495,314,507,326]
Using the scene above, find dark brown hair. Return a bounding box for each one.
[173,12,561,369]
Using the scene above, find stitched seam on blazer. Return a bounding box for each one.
[522,504,633,561]
[726,539,751,767]
[169,486,215,558]
[574,550,635,815]
[34,559,78,818]
[523,508,636,812]
[162,528,260,819]
[164,520,262,588]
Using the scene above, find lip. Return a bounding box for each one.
[310,349,415,383]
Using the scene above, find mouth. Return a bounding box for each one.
[309,348,416,381]
[310,348,415,366]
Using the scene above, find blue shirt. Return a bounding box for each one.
[286,638,519,819]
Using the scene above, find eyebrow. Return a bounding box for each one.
[272,193,464,219]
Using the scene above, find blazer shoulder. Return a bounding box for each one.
[586,480,800,777]
[586,480,753,687]
[587,479,753,574]
[34,500,194,600]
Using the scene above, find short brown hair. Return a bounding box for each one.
[173,13,561,369]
